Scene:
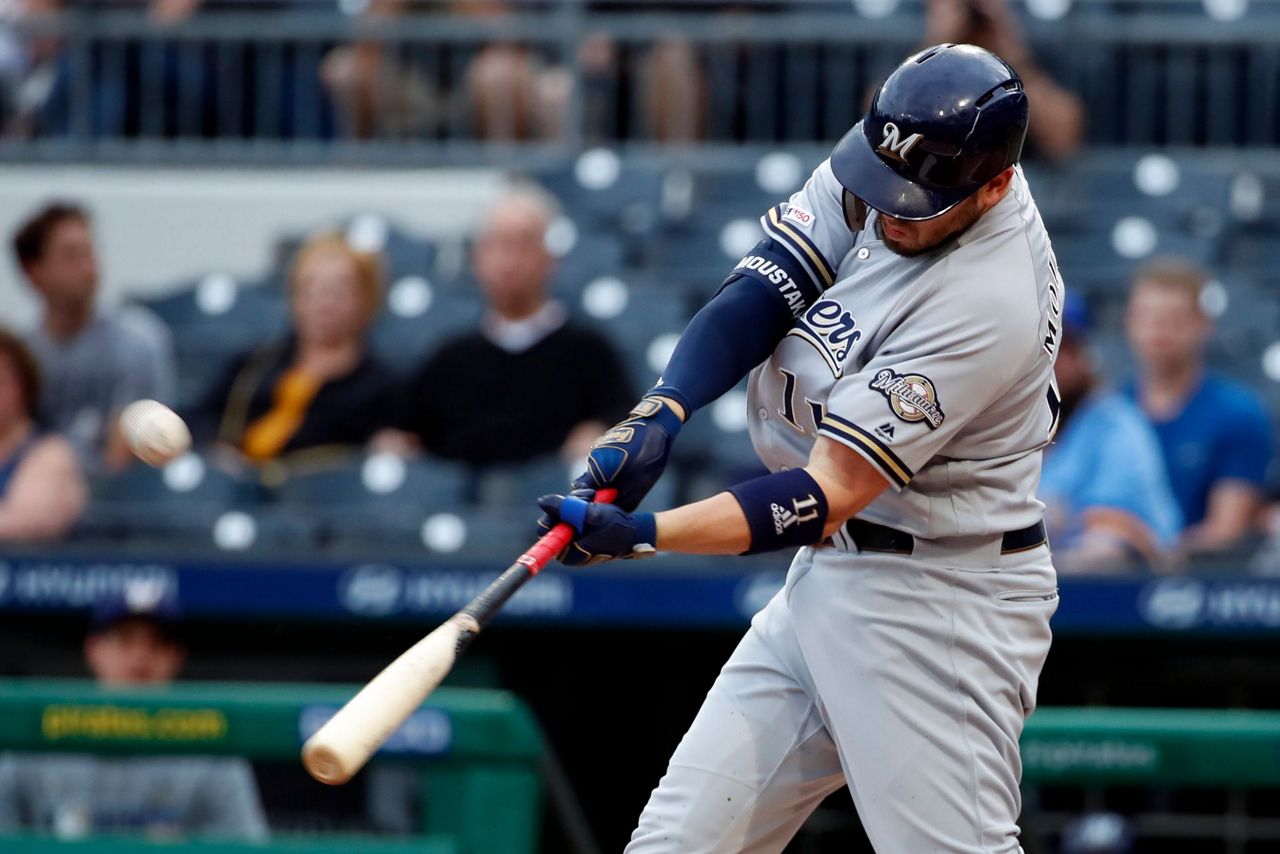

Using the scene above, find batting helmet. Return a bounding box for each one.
[831,43,1029,221]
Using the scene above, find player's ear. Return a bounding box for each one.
[977,167,1016,210]
[987,167,1015,195]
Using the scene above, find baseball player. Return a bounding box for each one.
[538,44,1064,853]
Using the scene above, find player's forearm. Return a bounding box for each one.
[652,450,885,556]
[653,492,754,555]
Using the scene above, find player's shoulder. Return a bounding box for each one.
[766,158,848,232]
[952,169,1042,258]
[941,172,1047,305]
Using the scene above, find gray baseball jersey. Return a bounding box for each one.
[745,159,1063,539]
[628,160,1063,853]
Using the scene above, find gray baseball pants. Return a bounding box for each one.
[626,536,1058,853]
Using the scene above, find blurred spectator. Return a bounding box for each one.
[1040,298,1181,573]
[11,202,176,474]
[148,0,200,25]
[0,327,84,541]
[189,233,395,469]
[580,2,708,142]
[459,1,571,141]
[0,583,268,840]
[924,0,1084,161]
[322,0,701,143]
[0,0,67,138]
[321,0,437,140]
[323,0,569,142]
[380,184,632,466]
[1125,258,1274,553]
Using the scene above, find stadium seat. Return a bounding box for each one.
[79,453,270,546]
[276,454,468,509]
[370,278,484,375]
[273,454,470,547]
[91,452,254,507]
[538,155,665,234]
[572,282,692,391]
[549,228,628,300]
[475,454,676,515]
[474,456,578,511]
[134,275,290,408]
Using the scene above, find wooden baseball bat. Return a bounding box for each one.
[301,488,617,785]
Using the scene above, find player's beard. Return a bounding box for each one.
[876,194,986,257]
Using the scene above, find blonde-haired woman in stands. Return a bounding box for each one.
[0,328,86,540]
[191,234,396,470]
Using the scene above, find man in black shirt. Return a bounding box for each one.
[388,185,632,466]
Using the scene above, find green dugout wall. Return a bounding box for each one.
[1,680,1278,851]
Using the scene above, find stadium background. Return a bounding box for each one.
[2,1,1280,852]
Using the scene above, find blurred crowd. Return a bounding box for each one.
[0,0,1084,156]
[0,190,635,528]
[1,182,1277,574]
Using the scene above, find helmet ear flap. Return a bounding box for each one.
[843,192,868,231]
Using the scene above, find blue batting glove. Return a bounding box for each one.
[536,491,658,566]
[571,394,685,512]
[535,487,597,566]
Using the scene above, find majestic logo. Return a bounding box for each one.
[877,121,923,165]
[869,369,945,429]
[771,495,821,534]
[735,255,805,317]
[780,204,815,229]
[786,299,862,377]
[874,422,896,442]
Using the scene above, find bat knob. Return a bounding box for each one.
[302,743,352,786]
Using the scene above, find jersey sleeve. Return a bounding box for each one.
[729,159,857,315]
[817,264,1036,490]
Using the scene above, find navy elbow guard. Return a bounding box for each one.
[727,468,829,555]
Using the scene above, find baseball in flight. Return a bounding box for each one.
[119,399,192,467]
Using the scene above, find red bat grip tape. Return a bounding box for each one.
[519,487,619,575]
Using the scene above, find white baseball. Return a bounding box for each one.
[119,400,192,467]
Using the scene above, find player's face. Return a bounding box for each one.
[26,218,98,309]
[876,192,985,257]
[473,200,554,318]
[875,168,1015,257]
[84,620,185,685]
[292,251,367,347]
[1126,282,1208,372]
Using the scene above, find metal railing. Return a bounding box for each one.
[2,1,1280,164]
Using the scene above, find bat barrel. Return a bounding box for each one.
[301,487,618,785]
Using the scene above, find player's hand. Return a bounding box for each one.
[571,395,684,512]
[536,488,657,566]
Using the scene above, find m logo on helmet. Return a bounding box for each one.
[877,122,923,165]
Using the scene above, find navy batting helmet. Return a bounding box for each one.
[831,43,1028,221]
